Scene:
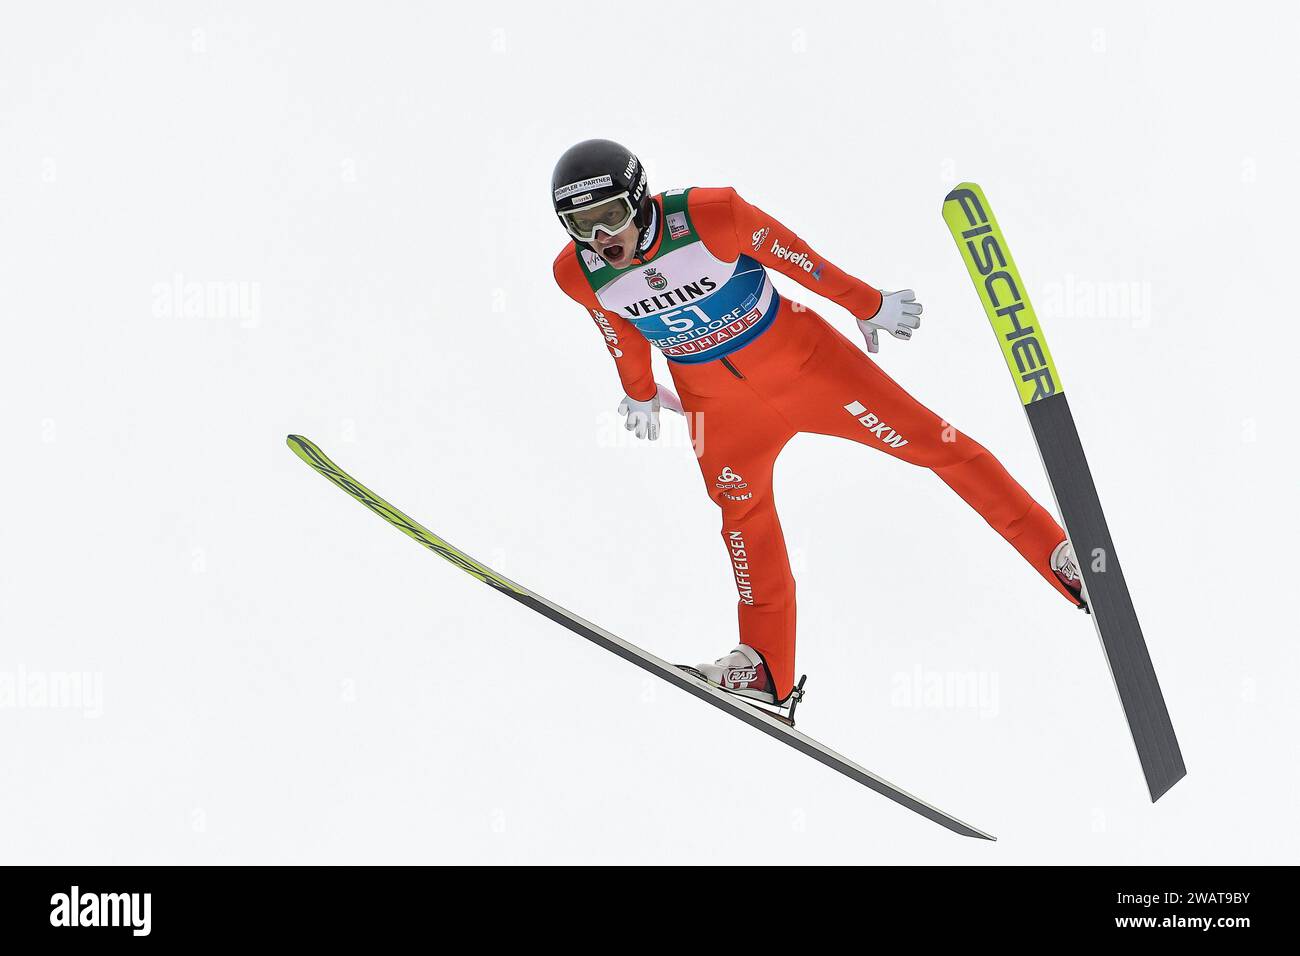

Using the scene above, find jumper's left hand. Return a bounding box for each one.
[858,289,922,353]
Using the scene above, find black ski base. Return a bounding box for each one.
[1027,394,1186,800]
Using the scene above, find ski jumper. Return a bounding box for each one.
[553,187,1075,700]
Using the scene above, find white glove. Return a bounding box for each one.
[617,385,683,441]
[858,289,922,353]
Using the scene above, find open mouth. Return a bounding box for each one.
[600,243,624,262]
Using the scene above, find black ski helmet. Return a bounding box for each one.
[551,139,654,249]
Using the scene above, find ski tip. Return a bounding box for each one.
[286,434,322,465]
[943,181,984,205]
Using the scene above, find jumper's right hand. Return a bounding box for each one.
[618,385,682,441]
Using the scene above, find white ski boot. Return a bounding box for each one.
[695,645,775,702]
[1051,539,1087,606]
[680,644,807,726]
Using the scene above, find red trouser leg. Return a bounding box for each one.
[763,312,1077,603]
[670,303,1076,701]
[674,367,801,700]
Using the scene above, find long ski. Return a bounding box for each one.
[941,183,1186,801]
[286,434,994,840]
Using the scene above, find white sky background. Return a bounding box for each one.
[0,1,1294,863]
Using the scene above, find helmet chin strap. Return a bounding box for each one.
[630,201,660,265]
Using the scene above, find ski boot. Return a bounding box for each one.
[679,644,807,726]
[1051,539,1089,610]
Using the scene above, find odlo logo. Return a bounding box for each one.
[643,268,668,292]
[50,885,152,937]
[715,466,747,489]
[751,226,770,251]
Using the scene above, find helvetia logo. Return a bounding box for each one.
[643,268,668,292]
[769,238,822,279]
[49,885,151,937]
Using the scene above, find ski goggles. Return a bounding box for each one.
[559,193,636,242]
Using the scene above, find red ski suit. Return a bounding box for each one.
[554,187,1074,699]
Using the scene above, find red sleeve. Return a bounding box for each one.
[552,244,657,402]
[687,186,883,320]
